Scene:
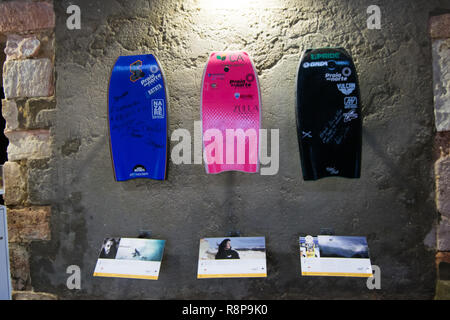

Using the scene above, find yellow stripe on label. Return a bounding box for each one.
[93,273,158,280]
[198,273,267,279]
[302,272,372,278]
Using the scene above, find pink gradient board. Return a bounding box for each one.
[201,51,261,174]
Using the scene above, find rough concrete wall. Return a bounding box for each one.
[30,0,450,299]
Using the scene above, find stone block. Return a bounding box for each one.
[0,2,55,33]
[7,206,51,243]
[5,34,41,61]
[435,280,450,300]
[436,252,450,281]
[436,155,450,219]
[1,99,19,131]
[3,59,54,98]
[3,161,27,206]
[432,39,450,132]
[5,97,56,131]
[21,97,56,130]
[430,14,450,39]
[5,130,51,161]
[434,131,450,160]
[12,291,57,300]
[437,217,450,251]
[8,243,31,291]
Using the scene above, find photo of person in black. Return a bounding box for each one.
[99,238,120,259]
[215,239,240,260]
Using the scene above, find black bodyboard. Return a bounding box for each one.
[296,48,362,181]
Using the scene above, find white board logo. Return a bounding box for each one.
[148,84,162,96]
[326,167,339,175]
[343,110,358,122]
[337,83,356,95]
[150,65,159,74]
[325,73,347,82]
[342,67,352,77]
[303,61,328,68]
[151,99,165,119]
[141,73,162,88]
[131,165,149,177]
[344,96,358,109]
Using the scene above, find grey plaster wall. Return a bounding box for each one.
[30,0,450,299]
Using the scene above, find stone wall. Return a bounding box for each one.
[0,0,449,300]
[430,13,450,300]
[0,0,56,300]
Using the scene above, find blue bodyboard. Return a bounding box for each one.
[108,54,168,181]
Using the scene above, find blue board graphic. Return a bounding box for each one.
[108,55,168,181]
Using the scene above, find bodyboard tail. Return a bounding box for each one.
[201,51,261,174]
[296,48,362,180]
[108,54,168,181]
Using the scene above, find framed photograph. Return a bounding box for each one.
[300,235,373,277]
[93,238,165,280]
[197,237,267,279]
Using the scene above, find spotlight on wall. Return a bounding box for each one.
[198,0,281,10]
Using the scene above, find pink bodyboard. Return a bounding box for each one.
[201,51,261,174]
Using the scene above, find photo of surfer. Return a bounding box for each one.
[99,238,120,259]
[114,238,165,262]
[299,236,320,258]
[318,236,370,259]
[199,237,266,260]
